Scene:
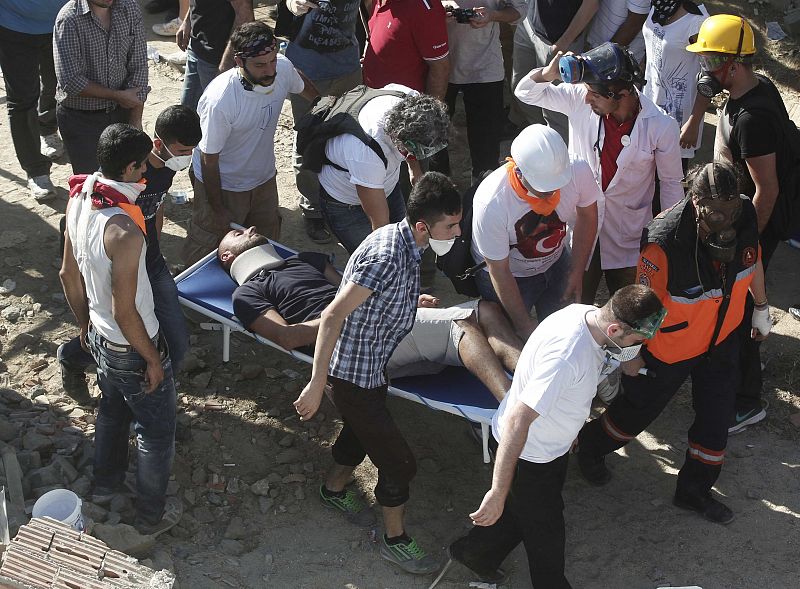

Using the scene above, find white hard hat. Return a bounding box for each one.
[510,124,572,193]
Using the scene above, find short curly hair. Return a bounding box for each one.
[383,94,449,153]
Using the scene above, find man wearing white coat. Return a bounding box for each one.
[515,42,684,305]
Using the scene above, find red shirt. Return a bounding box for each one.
[362,0,449,93]
[600,113,637,191]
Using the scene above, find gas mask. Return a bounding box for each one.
[695,20,745,98]
[695,196,742,262]
[153,134,193,171]
[559,42,645,93]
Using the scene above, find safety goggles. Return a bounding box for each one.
[402,139,447,160]
[613,304,667,339]
[699,54,734,72]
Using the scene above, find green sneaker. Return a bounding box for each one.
[380,536,440,575]
[319,485,376,527]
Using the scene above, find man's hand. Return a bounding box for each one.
[515,317,537,342]
[115,87,148,109]
[751,305,772,341]
[541,51,564,82]
[561,271,583,304]
[418,294,439,308]
[470,7,494,29]
[441,0,459,12]
[144,358,165,394]
[294,380,325,421]
[469,488,505,527]
[287,0,318,15]
[621,355,645,376]
[79,326,90,354]
[211,205,234,232]
[176,15,191,50]
[679,118,701,150]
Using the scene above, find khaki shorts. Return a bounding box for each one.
[387,300,479,379]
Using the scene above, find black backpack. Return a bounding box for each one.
[730,77,800,240]
[294,85,406,174]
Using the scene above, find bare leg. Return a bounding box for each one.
[325,463,356,492]
[382,504,405,538]
[178,0,189,20]
[476,301,524,372]
[456,315,512,402]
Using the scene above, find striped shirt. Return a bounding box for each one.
[53,0,148,111]
[329,219,422,389]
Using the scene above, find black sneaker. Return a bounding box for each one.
[673,491,734,525]
[446,539,507,584]
[577,449,612,486]
[319,485,376,527]
[304,218,332,244]
[57,344,92,404]
[728,400,768,434]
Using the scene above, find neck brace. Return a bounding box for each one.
[230,244,285,285]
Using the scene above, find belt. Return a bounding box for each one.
[319,189,363,210]
[89,324,164,355]
[59,104,118,114]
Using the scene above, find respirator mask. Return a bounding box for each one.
[559,42,645,98]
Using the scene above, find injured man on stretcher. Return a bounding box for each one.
[218,227,524,402]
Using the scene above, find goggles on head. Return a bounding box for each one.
[612,303,667,339]
[402,138,447,160]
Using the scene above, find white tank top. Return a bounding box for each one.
[67,194,159,345]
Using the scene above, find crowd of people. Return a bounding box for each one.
[1,0,799,586]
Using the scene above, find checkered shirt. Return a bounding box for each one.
[329,219,422,389]
[54,0,148,111]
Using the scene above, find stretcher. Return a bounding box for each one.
[174,240,499,462]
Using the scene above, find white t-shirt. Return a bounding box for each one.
[471,158,601,277]
[193,55,305,192]
[446,0,527,85]
[587,0,651,62]
[319,84,417,205]
[642,5,709,159]
[492,304,606,463]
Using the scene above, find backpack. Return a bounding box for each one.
[294,85,406,174]
[730,78,800,240]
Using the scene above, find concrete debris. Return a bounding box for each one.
[0,517,174,588]
[92,523,155,559]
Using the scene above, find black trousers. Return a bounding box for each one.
[735,225,782,412]
[430,80,504,181]
[0,25,57,178]
[328,375,417,508]
[579,334,739,498]
[56,104,129,174]
[452,450,571,588]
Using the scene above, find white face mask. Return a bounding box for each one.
[428,236,456,256]
[596,315,642,362]
[153,135,193,171]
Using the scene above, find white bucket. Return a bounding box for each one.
[32,489,85,531]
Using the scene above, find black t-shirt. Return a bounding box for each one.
[189,0,236,65]
[139,161,177,273]
[232,252,337,330]
[531,0,583,44]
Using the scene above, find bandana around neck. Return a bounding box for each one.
[68,173,147,234]
[504,159,560,215]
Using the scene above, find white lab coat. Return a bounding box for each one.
[515,74,684,269]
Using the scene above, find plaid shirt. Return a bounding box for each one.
[329,219,422,389]
[54,0,148,111]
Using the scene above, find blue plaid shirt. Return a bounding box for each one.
[329,219,422,388]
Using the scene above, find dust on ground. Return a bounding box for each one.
[0,1,799,587]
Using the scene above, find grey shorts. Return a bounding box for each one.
[386,300,479,379]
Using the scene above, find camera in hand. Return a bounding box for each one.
[446,6,477,23]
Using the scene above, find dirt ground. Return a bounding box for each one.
[1,1,800,587]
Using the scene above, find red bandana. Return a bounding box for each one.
[68,174,147,234]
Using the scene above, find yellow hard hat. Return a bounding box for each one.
[686,14,756,55]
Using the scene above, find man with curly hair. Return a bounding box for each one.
[318,87,450,253]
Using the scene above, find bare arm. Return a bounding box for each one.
[105,218,163,393]
[156,205,164,238]
[297,69,321,103]
[553,0,599,52]
[425,57,450,101]
[219,0,256,72]
[484,257,537,339]
[323,262,343,286]
[564,202,598,303]
[294,282,374,419]
[407,158,423,185]
[470,399,538,526]
[749,259,766,306]
[250,310,321,349]
[610,10,648,47]
[745,153,780,234]
[200,151,232,229]
[680,94,711,150]
[355,184,390,231]
[60,204,90,344]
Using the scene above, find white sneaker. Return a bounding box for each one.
[28,175,56,201]
[152,17,181,36]
[40,133,64,160]
[165,50,187,65]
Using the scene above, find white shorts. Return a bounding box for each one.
[386,300,479,379]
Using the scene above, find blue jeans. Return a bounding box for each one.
[180,48,220,111]
[319,183,406,254]
[475,248,571,321]
[59,260,189,373]
[88,326,176,525]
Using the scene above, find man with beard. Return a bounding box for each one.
[182,21,319,265]
[576,162,771,524]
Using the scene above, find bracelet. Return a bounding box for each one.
[754,300,769,308]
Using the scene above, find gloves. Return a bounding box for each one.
[287,0,317,16]
[752,305,772,337]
